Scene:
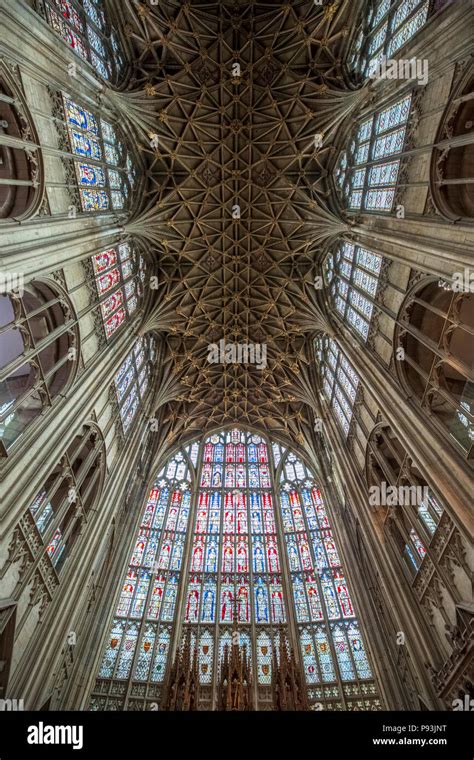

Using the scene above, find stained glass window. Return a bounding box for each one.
[315,337,360,437]
[90,430,379,710]
[114,337,153,434]
[63,95,136,213]
[278,450,375,703]
[42,0,124,81]
[335,95,412,213]
[94,453,193,687]
[350,1,430,76]
[324,242,383,341]
[92,242,145,339]
[182,429,286,688]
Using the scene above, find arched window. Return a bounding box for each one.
[431,72,474,220]
[90,429,379,710]
[63,95,137,213]
[366,423,444,577]
[40,0,124,81]
[28,423,105,573]
[350,0,430,77]
[0,73,43,221]
[315,337,360,437]
[92,242,146,339]
[277,449,377,708]
[114,336,155,434]
[324,242,383,341]
[334,94,413,211]
[395,279,473,461]
[0,280,79,456]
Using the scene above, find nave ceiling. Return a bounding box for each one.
[116,0,358,457]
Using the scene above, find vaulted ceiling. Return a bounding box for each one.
[120,0,358,453]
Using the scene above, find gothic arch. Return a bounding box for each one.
[430,65,474,221]
[0,63,44,221]
[89,427,380,711]
[394,276,473,463]
[0,278,80,456]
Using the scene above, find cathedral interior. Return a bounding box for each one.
[0,0,473,713]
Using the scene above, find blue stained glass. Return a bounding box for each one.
[115,355,133,397]
[105,143,119,165]
[108,169,122,189]
[372,128,406,159]
[65,97,99,134]
[254,579,269,623]
[349,190,363,209]
[87,25,106,56]
[91,50,110,79]
[358,118,373,142]
[71,131,102,159]
[348,622,373,679]
[253,539,265,572]
[293,576,309,622]
[368,23,387,54]
[352,168,366,188]
[151,630,170,682]
[392,0,421,30]
[334,385,353,421]
[321,573,340,619]
[131,571,151,617]
[111,191,125,210]
[368,161,400,186]
[271,583,285,623]
[162,575,178,621]
[347,309,370,340]
[80,189,109,211]
[356,247,382,275]
[101,120,117,144]
[332,625,355,681]
[198,632,214,683]
[98,619,125,677]
[315,627,336,682]
[287,537,300,571]
[365,188,395,210]
[115,623,138,679]
[353,268,378,296]
[121,388,139,432]
[300,630,318,684]
[376,96,412,134]
[134,624,155,681]
[372,0,391,27]
[388,3,429,57]
[354,142,369,165]
[349,289,373,319]
[84,0,104,28]
[77,163,106,186]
